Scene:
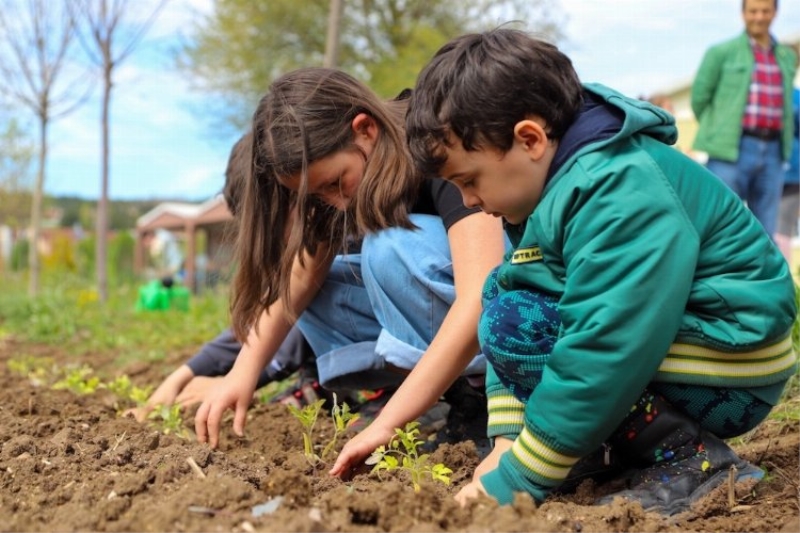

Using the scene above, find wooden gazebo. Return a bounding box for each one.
[134,196,235,292]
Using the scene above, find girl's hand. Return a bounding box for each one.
[175,376,226,408]
[455,480,488,507]
[194,373,255,449]
[123,365,194,422]
[329,421,396,479]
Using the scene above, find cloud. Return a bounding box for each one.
[161,163,224,197]
[563,0,799,97]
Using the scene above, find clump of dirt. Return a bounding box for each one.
[1,336,798,532]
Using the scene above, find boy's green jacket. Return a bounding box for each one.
[480,83,798,505]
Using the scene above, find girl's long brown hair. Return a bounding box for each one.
[231,68,420,341]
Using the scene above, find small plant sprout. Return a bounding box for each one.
[128,384,153,407]
[148,404,188,438]
[7,355,55,387]
[103,374,133,397]
[366,421,453,492]
[286,398,327,465]
[101,375,153,413]
[286,394,360,466]
[52,365,101,395]
[320,393,360,462]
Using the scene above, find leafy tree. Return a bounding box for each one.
[179,0,565,130]
[179,0,331,132]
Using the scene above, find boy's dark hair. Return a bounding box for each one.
[407,28,583,177]
[222,132,251,217]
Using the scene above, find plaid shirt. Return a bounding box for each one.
[742,37,784,131]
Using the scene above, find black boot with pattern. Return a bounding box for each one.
[596,391,763,515]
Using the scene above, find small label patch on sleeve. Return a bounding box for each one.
[511,246,543,264]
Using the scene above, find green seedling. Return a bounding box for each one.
[366,421,453,492]
[52,365,101,395]
[321,394,360,462]
[286,398,327,465]
[128,384,153,407]
[101,375,153,413]
[7,355,56,387]
[287,394,360,466]
[148,403,188,438]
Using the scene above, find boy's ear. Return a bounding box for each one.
[514,119,549,160]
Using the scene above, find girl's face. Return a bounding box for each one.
[299,148,366,210]
[283,113,378,210]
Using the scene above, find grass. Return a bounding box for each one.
[0,271,230,372]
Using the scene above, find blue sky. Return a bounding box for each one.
[43,0,800,201]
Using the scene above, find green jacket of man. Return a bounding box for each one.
[691,32,797,162]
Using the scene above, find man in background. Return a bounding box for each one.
[691,0,797,239]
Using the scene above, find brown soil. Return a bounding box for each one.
[1,335,798,533]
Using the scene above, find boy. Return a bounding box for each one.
[406,28,797,515]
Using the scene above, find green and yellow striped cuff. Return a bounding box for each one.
[657,334,797,386]
[487,392,525,439]
[509,426,581,487]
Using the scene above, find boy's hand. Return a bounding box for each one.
[455,480,488,506]
[194,374,254,449]
[472,436,512,480]
[329,422,396,479]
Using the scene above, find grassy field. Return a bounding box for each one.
[0,272,231,370]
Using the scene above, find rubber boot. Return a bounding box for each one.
[554,442,625,495]
[596,392,763,515]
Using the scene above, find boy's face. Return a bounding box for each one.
[438,122,554,225]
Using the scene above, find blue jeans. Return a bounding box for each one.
[297,214,486,389]
[706,135,784,238]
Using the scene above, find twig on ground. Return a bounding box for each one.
[186,456,206,479]
[728,464,737,509]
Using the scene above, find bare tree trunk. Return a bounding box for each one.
[28,114,47,297]
[323,0,344,68]
[95,62,111,302]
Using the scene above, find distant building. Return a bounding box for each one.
[135,195,235,293]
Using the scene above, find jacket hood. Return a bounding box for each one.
[546,83,678,185]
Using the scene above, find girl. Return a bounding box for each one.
[194,68,506,459]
